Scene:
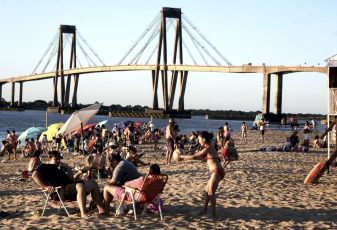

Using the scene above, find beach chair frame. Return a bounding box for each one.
[116,173,168,220]
[41,186,74,217]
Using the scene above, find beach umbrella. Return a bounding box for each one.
[56,104,102,136]
[133,122,143,127]
[70,123,98,137]
[18,127,47,141]
[41,123,64,141]
[117,121,125,129]
[117,120,134,129]
[95,120,108,128]
[56,103,103,151]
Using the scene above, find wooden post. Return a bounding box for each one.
[311,119,337,182]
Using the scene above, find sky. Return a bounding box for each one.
[1,0,336,114]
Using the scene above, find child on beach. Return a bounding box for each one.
[180,131,223,218]
[153,129,160,150]
[259,119,266,143]
[241,122,248,143]
[221,133,237,168]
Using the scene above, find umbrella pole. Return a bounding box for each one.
[81,123,85,154]
[46,111,48,128]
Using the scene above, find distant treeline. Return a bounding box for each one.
[0,98,326,120]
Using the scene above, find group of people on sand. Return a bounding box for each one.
[29,118,228,219]
[282,120,326,152]
[164,118,241,218]
[29,144,159,218]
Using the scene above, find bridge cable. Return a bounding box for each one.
[132,18,173,65]
[51,34,72,72]
[181,21,211,65]
[182,14,232,66]
[31,32,58,74]
[41,39,58,73]
[129,20,161,65]
[170,21,198,65]
[76,38,96,67]
[117,13,161,65]
[42,33,66,73]
[77,31,106,66]
[145,18,175,64]
[133,20,162,65]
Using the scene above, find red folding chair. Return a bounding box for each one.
[116,173,168,220]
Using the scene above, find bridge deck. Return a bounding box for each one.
[0,65,327,84]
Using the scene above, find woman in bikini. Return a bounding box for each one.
[180,131,224,218]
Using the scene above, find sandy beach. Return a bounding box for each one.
[0,130,336,229]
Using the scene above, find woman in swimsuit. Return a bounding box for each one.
[303,121,311,151]
[180,131,223,218]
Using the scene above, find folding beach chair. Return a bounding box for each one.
[116,173,168,220]
[41,186,75,217]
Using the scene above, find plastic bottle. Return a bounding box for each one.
[23,210,39,217]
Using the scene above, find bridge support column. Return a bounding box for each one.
[152,70,159,109]
[0,83,2,106]
[10,82,15,107]
[153,7,183,112]
[178,71,188,111]
[274,73,283,115]
[262,73,271,114]
[18,82,23,107]
[53,76,58,107]
[71,74,79,108]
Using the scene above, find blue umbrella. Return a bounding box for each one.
[18,127,48,141]
[95,120,108,128]
[117,120,134,129]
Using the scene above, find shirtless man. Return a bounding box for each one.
[22,138,36,158]
[240,122,248,143]
[166,119,177,164]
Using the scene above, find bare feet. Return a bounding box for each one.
[198,210,207,216]
[81,213,89,219]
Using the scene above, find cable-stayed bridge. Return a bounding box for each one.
[0,7,328,118]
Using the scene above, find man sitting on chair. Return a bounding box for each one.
[103,152,141,215]
[32,151,104,218]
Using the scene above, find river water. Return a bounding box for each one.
[0,110,325,141]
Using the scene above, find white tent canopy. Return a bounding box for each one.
[56,103,103,136]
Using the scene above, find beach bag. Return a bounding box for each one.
[295,147,303,152]
[229,147,239,160]
[146,198,164,214]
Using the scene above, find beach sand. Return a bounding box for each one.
[0,130,336,229]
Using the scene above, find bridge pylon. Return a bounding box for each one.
[152,7,188,112]
[53,25,78,109]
